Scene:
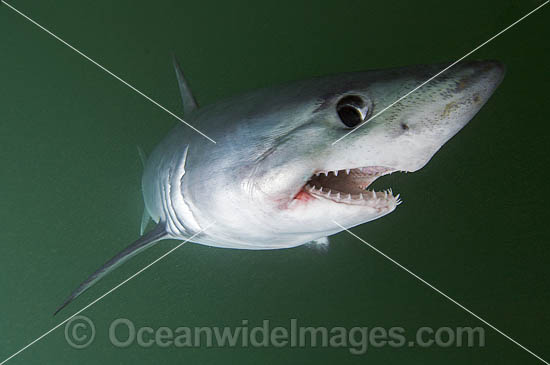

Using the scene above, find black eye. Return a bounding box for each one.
[336,95,368,128]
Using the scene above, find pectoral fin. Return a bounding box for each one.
[54,222,169,315]
[311,237,329,245]
[136,145,151,235]
[305,236,329,251]
[140,209,151,235]
[137,145,147,168]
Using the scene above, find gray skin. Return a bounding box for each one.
[55,59,505,314]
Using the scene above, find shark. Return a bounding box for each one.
[55,58,505,314]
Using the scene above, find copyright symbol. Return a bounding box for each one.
[64,315,95,349]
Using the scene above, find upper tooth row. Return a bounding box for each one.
[314,167,399,177]
[315,169,350,177]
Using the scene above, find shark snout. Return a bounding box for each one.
[365,60,506,173]
[451,60,505,95]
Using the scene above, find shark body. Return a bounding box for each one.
[56,59,505,313]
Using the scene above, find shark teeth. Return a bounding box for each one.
[312,166,399,179]
[303,166,405,208]
[395,194,403,205]
[305,185,402,205]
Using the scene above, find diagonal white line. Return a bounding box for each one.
[332,0,549,145]
[0,222,215,365]
[333,221,549,364]
[1,0,216,144]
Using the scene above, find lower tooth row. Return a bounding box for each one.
[306,185,393,200]
[305,185,401,202]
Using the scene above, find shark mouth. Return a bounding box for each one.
[298,166,403,207]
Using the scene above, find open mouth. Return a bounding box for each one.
[299,166,403,207]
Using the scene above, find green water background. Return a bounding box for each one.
[1,0,549,363]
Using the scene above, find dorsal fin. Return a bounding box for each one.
[172,55,198,117]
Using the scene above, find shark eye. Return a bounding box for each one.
[336,95,368,128]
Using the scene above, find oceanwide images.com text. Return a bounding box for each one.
[65,316,485,355]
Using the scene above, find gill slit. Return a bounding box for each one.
[166,166,188,235]
[160,180,179,236]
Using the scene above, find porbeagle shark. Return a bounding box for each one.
[55,58,505,314]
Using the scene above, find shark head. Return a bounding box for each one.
[146,60,505,249]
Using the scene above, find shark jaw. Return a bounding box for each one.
[294,166,402,210]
